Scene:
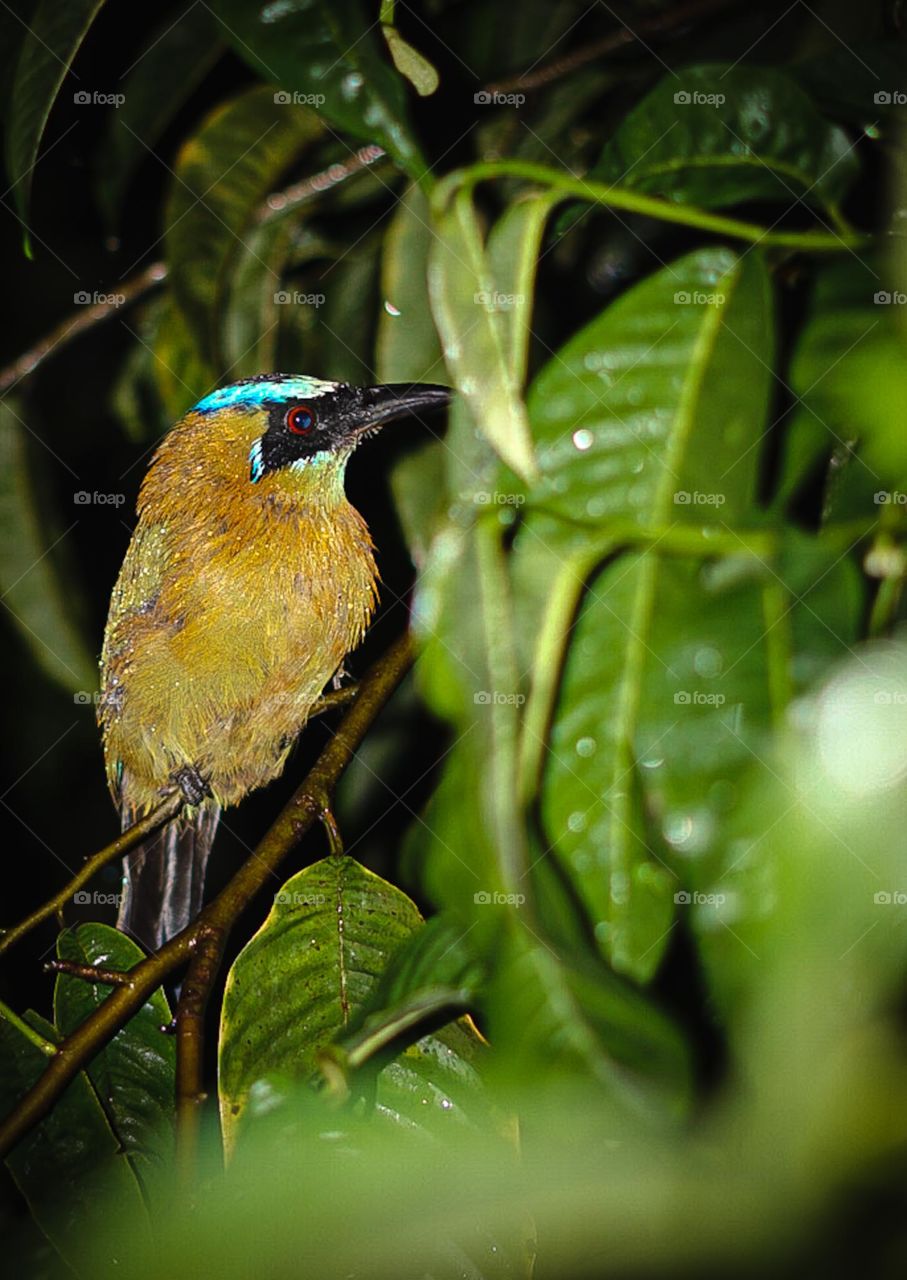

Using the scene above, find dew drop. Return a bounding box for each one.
[572,427,594,451]
[576,736,596,757]
[383,300,401,316]
[693,645,723,678]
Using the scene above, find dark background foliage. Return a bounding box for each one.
[2,1,907,1276]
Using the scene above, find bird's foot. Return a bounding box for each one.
[309,684,360,718]
[331,664,350,691]
[171,764,211,807]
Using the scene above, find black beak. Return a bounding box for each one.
[349,382,453,438]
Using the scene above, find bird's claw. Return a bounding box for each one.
[171,764,211,807]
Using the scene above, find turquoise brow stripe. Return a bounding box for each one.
[193,376,337,414]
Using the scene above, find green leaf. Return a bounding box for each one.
[218,856,485,1150]
[334,915,484,1069]
[53,925,175,1190]
[789,255,907,485]
[208,0,426,182]
[96,6,223,224]
[320,243,381,384]
[485,930,690,1120]
[152,295,216,422]
[594,64,859,217]
[376,184,445,384]
[381,26,439,97]
[165,85,323,369]
[0,398,96,692]
[5,0,108,230]
[223,216,300,379]
[429,187,548,483]
[526,247,775,978]
[0,1012,148,1269]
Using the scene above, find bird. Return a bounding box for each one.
[98,374,451,952]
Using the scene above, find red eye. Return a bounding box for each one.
[287,404,315,434]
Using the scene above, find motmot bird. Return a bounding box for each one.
[99,374,451,951]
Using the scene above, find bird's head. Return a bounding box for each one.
[143,374,452,515]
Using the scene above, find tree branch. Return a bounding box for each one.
[0,146,388,397]
[0,631,413,1162]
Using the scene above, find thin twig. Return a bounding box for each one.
[0,792,181,957]
[0,147,387,397]
[44,960,134,987]
[488,0,738,94]
[0,631,413,1162]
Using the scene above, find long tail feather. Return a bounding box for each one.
[116,804,221,952]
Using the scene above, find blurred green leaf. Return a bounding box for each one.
[593,64,859,217]
[96,5,223,224]
[5,0,108,231]
[429,187,547,482]
[525,247,774,979]
[485,928,690,1119]
[0,399,95,693]
[152,294,216,421]
[208,0,426,182]
[381,25,439,97]
[219,855,485,1151]
[376,184,445,384]
[222,216,299,378]
[165,85,323,369]
[795,41,907,128]
[790,255,907,486]
[379,183,450,559]
[320,243,381,383]
[53,925,175,1191]
[0,1012,148,1270]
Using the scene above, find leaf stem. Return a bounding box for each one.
[0,1001,57,1057]
[439,161,866,252]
